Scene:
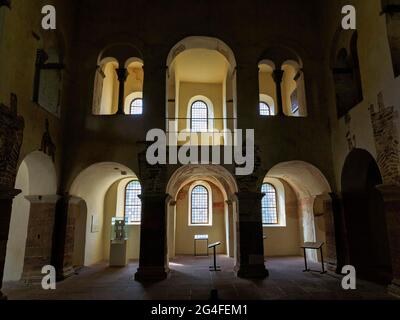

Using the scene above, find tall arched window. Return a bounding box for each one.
[125,180,142,224]
[261,183,278,225]
[130,98,143,115]
[260,102,271,116]
[191,185,209,224]
[190,100,208,132]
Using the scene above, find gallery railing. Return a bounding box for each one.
[165,117,238,146]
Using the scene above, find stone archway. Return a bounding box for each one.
[166,164,239,268]
[4,151,57,283]
[341,148,392,284]
[266,161,332,263]
[165,36,238,145]
[69,162,138,269]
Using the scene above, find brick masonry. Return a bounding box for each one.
[370,92,400,295]
[22,197,58,282]
[369,93,400,185]
[0,97,24,189]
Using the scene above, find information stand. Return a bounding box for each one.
[301,241,326,274]
[208,241,222,271]
[194,234,209,256]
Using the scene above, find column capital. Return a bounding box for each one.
[25,194,61,204]
[376,184,400,202]
[236,191,264,201]
[116,67,128,82]
[0,187,20,200]
[139,192,169,202]
[272,69,285,83]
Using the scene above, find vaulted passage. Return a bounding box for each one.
[341,149,393,284]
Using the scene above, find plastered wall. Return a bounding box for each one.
[175,182,227,255]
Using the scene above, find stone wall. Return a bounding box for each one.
[370,93,400,185]
[0,95,24,299]
[22,196,58,282]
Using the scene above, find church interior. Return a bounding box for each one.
[1,0,400,301]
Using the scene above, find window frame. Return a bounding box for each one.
[190,100,209,132]
[259,101,271,116]
[124,180,142,225]
[261,183,279,225]
[188,182,213,226]
[129,98,143,115]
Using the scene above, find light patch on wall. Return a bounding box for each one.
[91,214,100,233]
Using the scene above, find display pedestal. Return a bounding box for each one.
[109,240,128,267]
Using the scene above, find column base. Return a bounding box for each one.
[56,266,76,281]
[388,278,400,298]
[325,262,338,273]
[0,291,7,300]
[135,266,169,282]
[21,274,44,285]
[235,264,269,279]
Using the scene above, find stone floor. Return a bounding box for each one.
[3,256,397,300]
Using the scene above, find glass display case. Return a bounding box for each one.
[110,217,128,267]
[111,217,128,242]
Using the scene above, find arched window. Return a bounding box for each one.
[281,61,307,117]
[260,102,271,116]
[261,183,278,225]
[124,180,142,224]
[190,100,208,132]
[130,98,143,115]
[331,31,363,118]
[191,185,209,224]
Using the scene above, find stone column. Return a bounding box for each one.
[314,193,341,272]
[376,184,400,297]
[21,195,59,283]
[0,189,20,300]
[141,55,165,130]
[272,69,284,116]
[0,95,24,300]
[135,192,169,281]
[167,196,177,259]
[51,195,76,281]
[116,67,128,115]
[235,191,268,278]
[225,199,235,258]
[134,50,169,281]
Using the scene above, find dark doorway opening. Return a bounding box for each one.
[341,149,392,284]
